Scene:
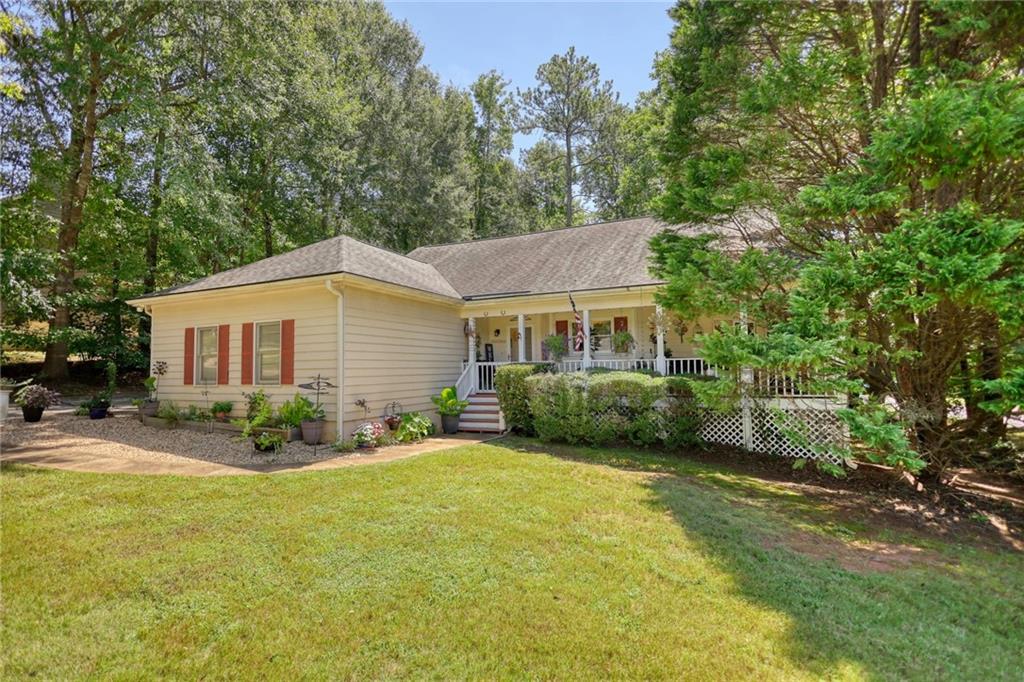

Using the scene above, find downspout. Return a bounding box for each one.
[325,279,344,439]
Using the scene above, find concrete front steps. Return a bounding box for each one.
[459,392,504,433]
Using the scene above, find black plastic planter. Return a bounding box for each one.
[441,414,459,434]
[89,407,109,420]
[22,406,44,422]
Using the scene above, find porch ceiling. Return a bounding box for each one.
[459,286,660,318]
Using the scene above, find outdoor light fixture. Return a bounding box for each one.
[494,329,501,337]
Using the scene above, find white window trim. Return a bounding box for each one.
[254,320,282,386]
[195,326,218,385]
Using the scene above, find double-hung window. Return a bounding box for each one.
[196,326,218,384]
[255,321,281,384]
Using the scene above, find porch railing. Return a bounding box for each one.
[665,357,716,376]
[459,358,834,399]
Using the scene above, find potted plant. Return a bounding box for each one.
[543,334,568,362]
[14,384,61,422]
[139,376,159,418]
[611,330,635,355]
[155,402,181,428]
[431,386,468,434]
[1,377,25,421]
[83,394,112,419]
[352,421,384,449]
[301,403,327,445]
[278,394,314,440]
[211,400,234,423]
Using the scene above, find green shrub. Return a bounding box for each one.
[494,363,549,434]
[526,373,591,443]
[156,402,181,424]
[525,370,702,449]
[278,394,315,427]
[395,412,434,442]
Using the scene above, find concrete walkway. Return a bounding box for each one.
[1,433,495,477]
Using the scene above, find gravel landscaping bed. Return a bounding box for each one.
[1,412,345,466]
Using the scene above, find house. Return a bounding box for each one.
[128,216,786,440]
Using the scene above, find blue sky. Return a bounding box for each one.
[385,1,675,154]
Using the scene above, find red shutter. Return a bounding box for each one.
[614,316,628,333]
[183,328,195,385]
[281,319,295,385]
[241,322,254,385]
[217,324,230,385]
[555,320,569,351]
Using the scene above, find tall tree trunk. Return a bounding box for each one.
[42,54,102,380]
[139,125,166,360]
[564,131,573,226]
[263,208,273,259]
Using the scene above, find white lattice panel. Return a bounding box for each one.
[700,410,745,448]
[695,406,847,465]
[751,408,846,465]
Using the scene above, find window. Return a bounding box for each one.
[196,326,218,384]
[591,320,611,352]
[255,321,281,384]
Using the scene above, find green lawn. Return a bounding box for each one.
[3,439,1022,680]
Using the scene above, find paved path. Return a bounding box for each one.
[1,433,495,477]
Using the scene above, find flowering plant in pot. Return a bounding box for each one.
[14,384,61,422]
[352,422,385,448]
[431,386,469,434]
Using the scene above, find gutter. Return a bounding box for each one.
[325,279,345,438]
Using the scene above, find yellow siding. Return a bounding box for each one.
[340,287,464,438]
[148,284,339,434]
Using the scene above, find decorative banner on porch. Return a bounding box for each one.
[568,291,584,352]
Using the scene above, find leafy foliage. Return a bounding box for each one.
[654,1,1024,473]
[494,363,550,434]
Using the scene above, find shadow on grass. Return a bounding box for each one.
[496,436,1024,680]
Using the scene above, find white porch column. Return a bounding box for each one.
[467,317,477,364]
[655,305,667,375]
[582,309,592,368]
[517,313,526,362]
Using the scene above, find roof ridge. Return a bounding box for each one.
[407,215,657,254]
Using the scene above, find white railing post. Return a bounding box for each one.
[582,309,592,368]
[655,305,667,375]
[739,309,754,449]
[467,317,478,394]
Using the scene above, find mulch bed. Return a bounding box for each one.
[680,443,1024,552]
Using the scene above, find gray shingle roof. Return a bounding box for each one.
[407,215,777,299]
[136,235,462,300]
[136,215,779,303]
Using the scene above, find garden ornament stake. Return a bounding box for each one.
[298,374,335,456]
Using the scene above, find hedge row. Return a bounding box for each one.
[495,365,704,448]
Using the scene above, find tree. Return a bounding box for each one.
[3,0,165,378]
[468,71,520,238]
[519,47,618,226]
[652,1,1024,474]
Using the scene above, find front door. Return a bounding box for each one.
[510,326,533,361]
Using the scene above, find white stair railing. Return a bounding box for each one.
[455,362,476,400]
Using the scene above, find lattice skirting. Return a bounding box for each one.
[700,407,848,466]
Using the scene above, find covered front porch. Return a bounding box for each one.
[456,287,721,396]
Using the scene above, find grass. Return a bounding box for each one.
[3,438,1022,680]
